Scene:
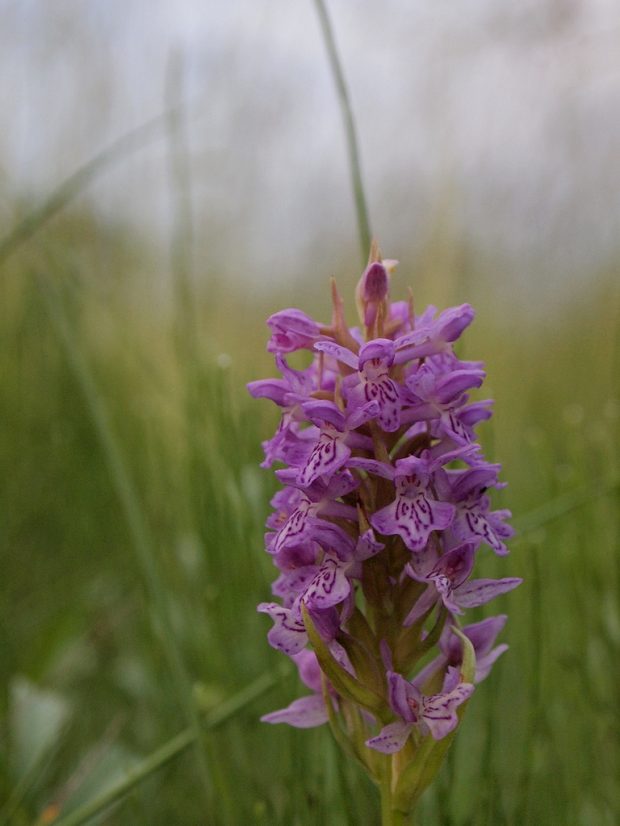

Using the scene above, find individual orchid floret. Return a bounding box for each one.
[370,454,455,552]
[296,399,378,487]
[402,360,485,444]
[272,527,384,617]
[441,466,515,555]
[267,491,355,561]
[257,596,342,656]
[258,417,316,470]
[355,260,389,329]
[247,354,315,409]
[302,556,353,610]
[412,615,510,692]
[366,670,474,753]
[405,542,522,624]
[315,338,402,431]
[443,616,509,683]
[248,355,321,469]
[266,309,325,354]
[257,600,308,656]
[394,303,475,362]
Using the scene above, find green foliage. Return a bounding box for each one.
[0,238,619,825]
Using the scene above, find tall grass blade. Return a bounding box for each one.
[46,666,289,826]
[36,274,212,804]
[514,475,620,536]
[0,104,190,268]
[313,0,372,263]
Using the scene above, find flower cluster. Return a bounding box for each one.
[249,248,520,798]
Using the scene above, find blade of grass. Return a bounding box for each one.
[513,475,619,536]
[312,0,372,263]
[0,720,72,826]
[0,103,192,268]
[44,664,290,826]
[36,274,212,805]
[165,49,198,358]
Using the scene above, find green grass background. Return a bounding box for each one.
[0,201,619,826]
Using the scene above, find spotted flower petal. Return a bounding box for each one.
[365,720,413,754]
[261,694,329,728]
[371,493,455,552]
[303,558,351,610]
[421,682,474,740]
[452,577,522,609]
[257,602,307,656]
[267,309,323,353]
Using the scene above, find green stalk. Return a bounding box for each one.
[0,103,196,268]
[45,667,287,826]
[38,275,212,803]
[46,729,195,826]
[514,475,620,536]
[380,759,409,826]
[165,49,199,360]
[313,0,372,264]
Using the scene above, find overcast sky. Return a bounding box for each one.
[1,0,619,305]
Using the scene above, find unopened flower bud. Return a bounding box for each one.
[356,261,389,331]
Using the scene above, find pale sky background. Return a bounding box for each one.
[1,0,619,307]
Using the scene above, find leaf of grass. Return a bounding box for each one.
[37,274,212,804]
[312,0,372,264]
[514,476,620,536]
[45,665,288,826]
[0,103,192,268]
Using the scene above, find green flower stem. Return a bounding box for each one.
[380,765,410,826]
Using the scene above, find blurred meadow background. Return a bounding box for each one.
[1,1,619,824]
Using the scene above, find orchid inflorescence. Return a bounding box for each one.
[249,245,521,819]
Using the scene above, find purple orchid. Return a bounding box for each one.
[248,356,324,469]
[410,616,510,697]
[257,600,308,656]
[250,249,520,821]
[366,670,474,753]
[270,468,357,541]
[454,615,510,681]
[258,596,342,656]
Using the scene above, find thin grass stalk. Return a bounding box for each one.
[165,49,198,360]
[44,666,288,826]
[312,0,372,263]
[0,102,195,268]
[36,275,213,805]
[163,66,241,812]
[513,475,620,536]
[0,721,71,826]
